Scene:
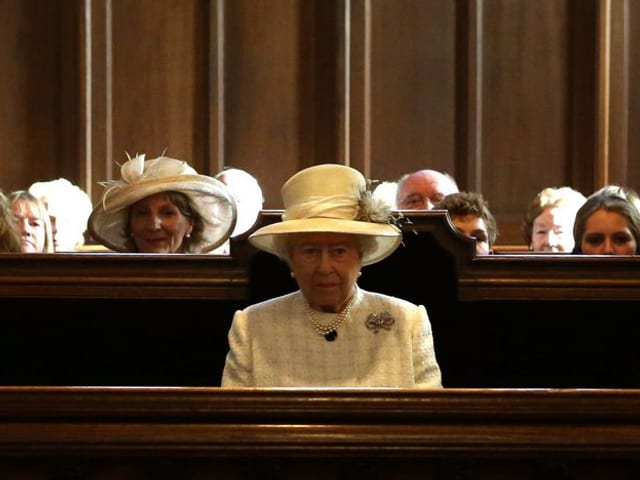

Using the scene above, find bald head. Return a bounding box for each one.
[396,169,459,210]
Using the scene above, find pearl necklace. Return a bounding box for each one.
[304,294,355,341]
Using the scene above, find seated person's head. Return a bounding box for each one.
[249,163,402,311]
[372,181,398,210]
[0,189,22,253]
[522,186,586,252]
[29,178,93,251]
[215,168,264,237]
[396,169,458,210]
[126,190,201,253]
[273,232,377,265]
[88,153,237,253]
[434,191,497,255]
[572,185,640,255]
[9,190,54,253]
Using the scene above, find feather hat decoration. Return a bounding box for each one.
[88,153,237,253]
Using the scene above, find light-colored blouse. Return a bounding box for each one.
[221,287,442,388]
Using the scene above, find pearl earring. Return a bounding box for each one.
[290,272,295,278]
[357,271,362,277]
[185,233,191,239]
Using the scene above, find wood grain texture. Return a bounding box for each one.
[1,0,639,245]
[0,387,640,478]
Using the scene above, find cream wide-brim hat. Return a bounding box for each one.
[249,164,401,266]
[88,155,237,253]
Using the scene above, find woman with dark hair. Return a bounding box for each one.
[572,185,640,255]
[89,153,237,253]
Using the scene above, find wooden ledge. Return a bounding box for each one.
[0,387,640,458]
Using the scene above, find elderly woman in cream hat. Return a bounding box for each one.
[221,163,442,388]
[88,154,237,253]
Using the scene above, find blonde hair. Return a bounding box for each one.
[9,190,55,253]
[522,186,586,244]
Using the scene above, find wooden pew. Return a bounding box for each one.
[360,212,640,388]
[0,211,639,388]
[250,211,640,388]
[0,212,639,475]
[0,253,249,386]
[1,386,640,477]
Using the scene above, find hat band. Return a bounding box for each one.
[282,194,358,221]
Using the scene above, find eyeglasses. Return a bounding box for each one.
[399,193,446,209]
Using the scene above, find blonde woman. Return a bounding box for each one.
[9,190,54,253]
[522,186,586,252]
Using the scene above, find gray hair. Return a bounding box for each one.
[274,233,374,264]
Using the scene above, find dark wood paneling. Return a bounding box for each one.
[109,0,209,170]
[363,0,456,181]
[567,0,597,193]
[223,0,304,208]
[86,0,109,201]
[59,2,83,186]
[222,0,341,209]
[605,0,630,185]
[480,1,578,241]
[0,0,636,242]
[0,0,66,192]
[628,0,640,187]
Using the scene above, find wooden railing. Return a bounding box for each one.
[0,211,639,388]
[1,210,638,301]
[1,213,640,474]
[0,386,639,477]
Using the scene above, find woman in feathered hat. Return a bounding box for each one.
[88,153,237,253]
[221,163,442,388]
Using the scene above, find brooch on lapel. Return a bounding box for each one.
[365,312,394,334]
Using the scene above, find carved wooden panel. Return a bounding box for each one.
[0,0,638,246]
[0,0,67,191]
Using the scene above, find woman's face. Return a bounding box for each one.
[531,206,576,252]
[129,192,194,253]
[288,232,363,312]
[580,208,637,255]
[11,199,47,252]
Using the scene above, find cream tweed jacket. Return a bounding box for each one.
[221,287,442,388]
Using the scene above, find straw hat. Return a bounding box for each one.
[88,154,237,253]
[249,164,402,265]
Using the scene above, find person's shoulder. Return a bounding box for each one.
[359,289,419,310]
[245,291,301,312]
